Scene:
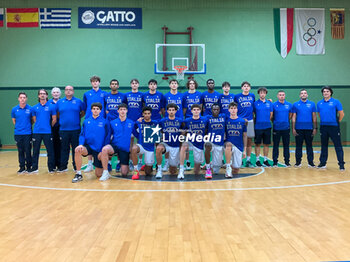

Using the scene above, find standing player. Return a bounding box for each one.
[73,103,110,183]
[317,86,345,170]
[272,90,293,167]
[99,104,134,180]
[204,103,226,178]
[31,89,57,173]
[219,81,235,117]
[156,103,183,179]
[234,81,255,167]
[131,106,158,179]
[292,89,317,167]
[183,79,201,118]
[49,87,61,170]
[105,79,126,121]
[200,79,221,116]
[83,76,108,172]
[11,92,33,173]
[253,87,273,167]
[142,79,165,121]
[179,104,208,179]
[56,86,85,172]
[224,102,247,177]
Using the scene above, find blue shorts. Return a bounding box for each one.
[83,144,102,168]
[111,145,130,165]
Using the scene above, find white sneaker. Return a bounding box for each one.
[225,165,233,178]
[162,161,169,172]
[156,169,163,179]
[84,163,93,173]
[177,169,185,179]
[99,171,110,181]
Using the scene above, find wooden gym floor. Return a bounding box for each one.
[0,147,349,262]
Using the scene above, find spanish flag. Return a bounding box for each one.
[6,8,39,28]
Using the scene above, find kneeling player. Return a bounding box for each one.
[179,104,208,179]
[224,102,247,177]
[99,104,134,180]
[73,103,109,182]
[131,106,158,179]
[204,103,226,178]
[156,103,182,178]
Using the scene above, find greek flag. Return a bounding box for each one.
[40,8,71,29]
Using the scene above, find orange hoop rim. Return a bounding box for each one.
[174,65,188,73]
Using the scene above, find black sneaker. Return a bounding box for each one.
[263,160,271,167]
[340,165,345,171]
[72,174,83,183]
[317,163,326,169]
[285,162,291,167]
[17,167,26,174]
[273,161,278,167]
[245,160,254,168]
[28,167,39,174]
[308,163,316,168]
[256,161,263,167]
[294,163,302,168]
[57,168,68,173]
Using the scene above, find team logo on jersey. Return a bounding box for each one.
[143,125,161,144]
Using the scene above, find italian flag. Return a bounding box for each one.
[274,8,294,59]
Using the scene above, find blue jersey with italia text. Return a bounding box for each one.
[225,117,247,152]
[56,97,84,131]
[183,91,201,118]
[83,88,107,119]
[11,104,32,135]
[273,101,293,130]
[206,114,226,146]
[109,118,134,152]
[200,91,221,116]
[142,91,165,121]
[234,93,255,120]
[292,100,316,130]
[183,116,208,150]
[126,91,143,121]
[219,93,235,117]
[254,99,273,130]
[159,117,183,147]
[105,92,127,121]
[164,91,184,120]
[317,98,343,126]
[133,120,158,152]
[79,115,110,152]
[32,102,56,134]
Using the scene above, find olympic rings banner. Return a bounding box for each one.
[295,8,325,55]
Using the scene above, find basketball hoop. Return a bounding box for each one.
[174,65,188,80]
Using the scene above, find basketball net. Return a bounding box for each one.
[174,65,188,80]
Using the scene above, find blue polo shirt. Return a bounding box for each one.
[273,101,293,130]
[164,91,184,120]
[83,88,107,119]
[225,117,247,152]
[219,93,235,117]
[317,97,343,126]
[126,91,143,121]
[292,100,316,130]
[32,102,56,134]
[183,116,208,149]
[159,117,183,147]
[48,99,59,128]
[79,115,110,152]
[11,104,32,135]
[254,99,273,130]
[142,91,165,121]
[57,97,84,131]
[234,93,255,120]
[109,118,134,152]
[105,92,127,121]
[183,91,201,118]
[200,91,221,116]
[206,114,226,146]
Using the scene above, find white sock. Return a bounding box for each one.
[180,165,184,170]
[247,156,251,161]
[77,170,81,175]
[264,156,267,161]
[108,160,112,164]
[134,165,138,170]
[206,164,211,170]
[226,163,231,168]
[88,160,93,165]
[157,165,162,170]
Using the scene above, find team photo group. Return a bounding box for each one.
[11,75,345,183]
